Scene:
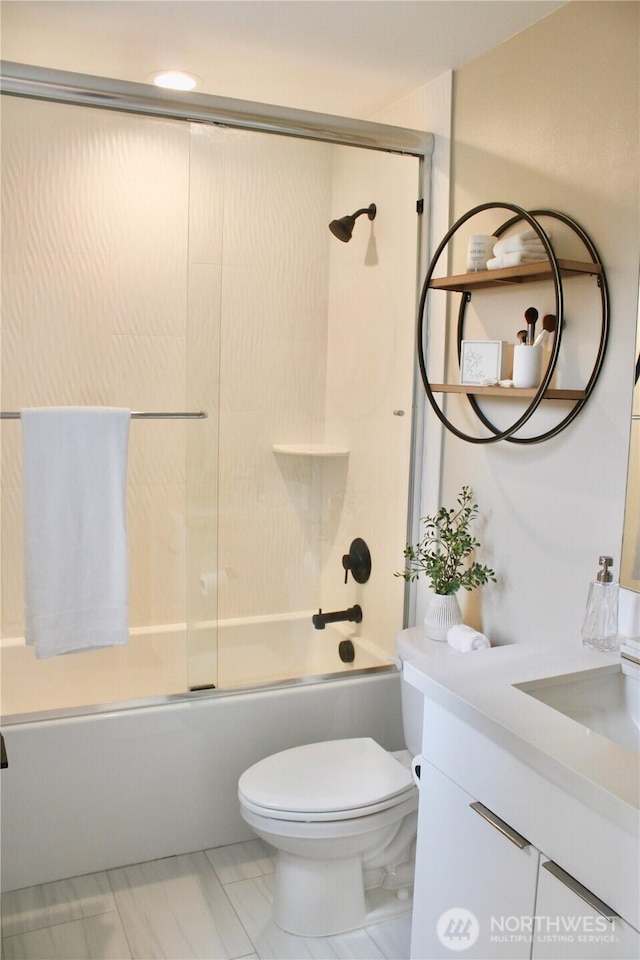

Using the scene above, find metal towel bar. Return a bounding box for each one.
[1,410,208,420]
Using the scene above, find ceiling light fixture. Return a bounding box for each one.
[151,71,199,91]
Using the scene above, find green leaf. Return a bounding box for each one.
[395,486,496,594]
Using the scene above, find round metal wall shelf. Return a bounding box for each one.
[417,202,609,444]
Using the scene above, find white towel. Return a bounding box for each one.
[493,239,545,255]
[493,230,550,257]
[21,407,131,659]
[487,251,548,270]
[447,623,491,652]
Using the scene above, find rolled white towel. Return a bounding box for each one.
[447,624,491,652]
[493,228,552,256]
[487,250,548,270]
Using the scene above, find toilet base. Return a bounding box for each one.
[272,851,413,937]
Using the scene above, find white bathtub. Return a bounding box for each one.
[0,613,391,720]
[0,671,404,891]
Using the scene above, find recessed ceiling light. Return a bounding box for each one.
[151,71,199,91]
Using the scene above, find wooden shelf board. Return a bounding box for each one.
[428,259,602,292]
[430,383,586,400]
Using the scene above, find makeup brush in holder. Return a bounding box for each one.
[533,313,557,346]
[513,306,542,388]
[513,314,558,389]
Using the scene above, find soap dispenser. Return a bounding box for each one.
[581,555,620,651]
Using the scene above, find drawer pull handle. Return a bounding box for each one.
[469,801,529,848]
[542,860,619,923]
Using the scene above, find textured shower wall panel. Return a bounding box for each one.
[216,130,333,618]
[0,97,191,635]
[323,148,420,653]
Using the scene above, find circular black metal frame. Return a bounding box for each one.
[417,202,609,444]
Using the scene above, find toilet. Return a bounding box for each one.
[237,631,424,937]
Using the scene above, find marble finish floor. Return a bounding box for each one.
[1,840,412,960]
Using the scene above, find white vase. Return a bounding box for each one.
[424,593,463,642]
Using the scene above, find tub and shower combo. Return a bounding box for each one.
[0,61,433,894]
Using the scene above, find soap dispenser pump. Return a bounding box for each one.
[581,555,620,651]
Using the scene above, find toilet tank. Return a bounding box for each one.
[395,630,427,756]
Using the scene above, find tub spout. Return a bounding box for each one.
[312,605,362,630]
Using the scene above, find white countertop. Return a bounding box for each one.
[400,627,640,836]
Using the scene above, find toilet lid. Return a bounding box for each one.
[238,738,413,815]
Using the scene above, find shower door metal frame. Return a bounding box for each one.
[0,60,433,158]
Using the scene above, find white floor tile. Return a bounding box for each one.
[205,840,276,885]
[1,872,116,937]
[225,874,386,960]
[0,843,413,960]
[107,852,254,959]
[366,914,412,960]
[2,911,132,960]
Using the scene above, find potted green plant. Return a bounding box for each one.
[397,485,496,641]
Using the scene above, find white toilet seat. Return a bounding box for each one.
[240,789,418,841]
[238,737,414,822]
[239,785,416,822]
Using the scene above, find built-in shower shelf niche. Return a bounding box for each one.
[272,443,350,457]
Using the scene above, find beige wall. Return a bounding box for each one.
[436,1,639,644]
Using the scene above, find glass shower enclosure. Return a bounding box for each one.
[0,64,431,716]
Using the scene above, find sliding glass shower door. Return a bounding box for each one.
[184,124,421,690]
[1,87,422,715]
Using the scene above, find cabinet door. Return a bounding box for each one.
[411,760,539,960]
[533,860,640,960]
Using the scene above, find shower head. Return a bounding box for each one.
[329,203,376,242]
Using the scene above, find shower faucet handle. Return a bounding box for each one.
[312,605,362,630]
[341,538,371,585]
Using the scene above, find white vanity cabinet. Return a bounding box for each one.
[408,683,640,960]
[532,860,640,960]
[412,760,540,959]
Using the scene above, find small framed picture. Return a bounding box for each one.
[460,340,508,385]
